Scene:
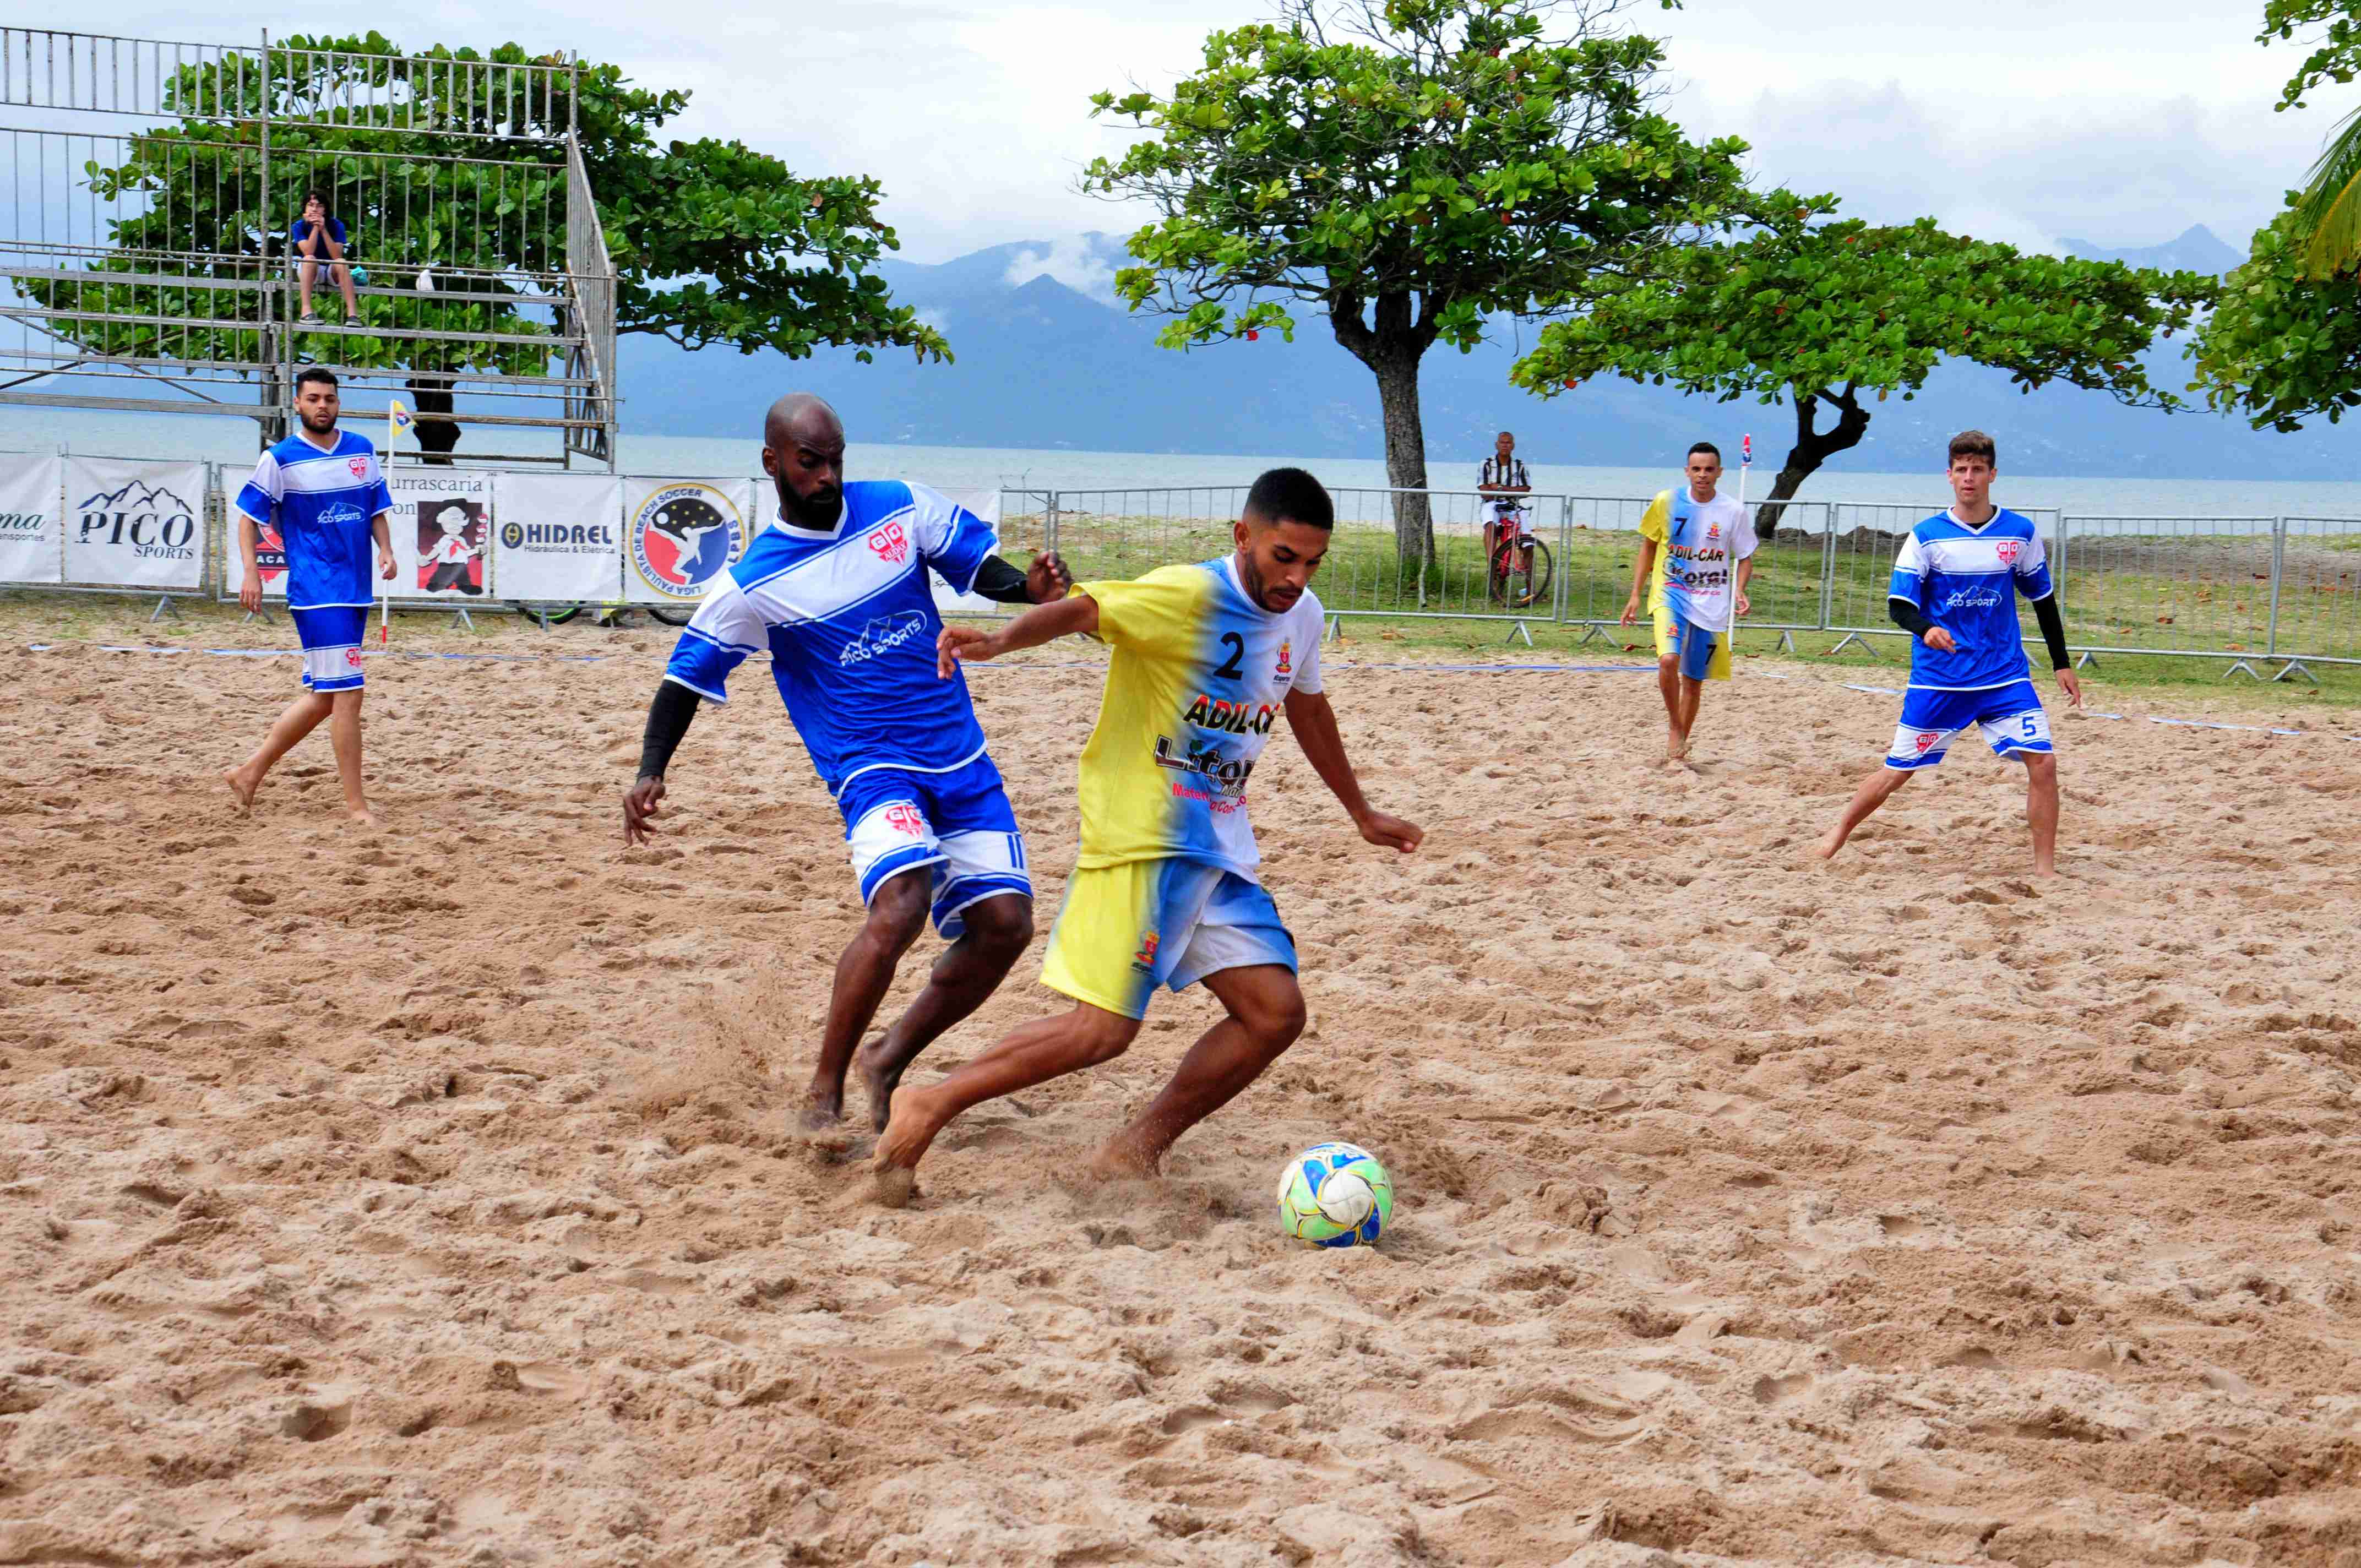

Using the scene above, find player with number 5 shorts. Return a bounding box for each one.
[1816,429,2083,876]
[872,467,1424,1201]
[623,394,1073,1135]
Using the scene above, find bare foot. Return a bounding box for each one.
[224,766,258,811]
[871,1084,951,1203]
[349,809,377,828]
[793,1091,844,1136]
[853,1033,906,1134]
[1087,1131,1163,1183]
[1811,827,1843,861]
[1666,734,1689,763]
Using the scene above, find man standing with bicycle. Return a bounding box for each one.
[623,394,1071,1136]
[1477,429,1532,575]
[1622,441,1757,764]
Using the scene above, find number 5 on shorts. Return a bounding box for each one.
[2021,713,2039,739]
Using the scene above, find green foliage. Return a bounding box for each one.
[2255,2,2361,278]
[1082,0,1772,382]
[1510,214,2215,418]
[2191,205,2361,429]
[2260,0,2361,108]
[28,34,945,378]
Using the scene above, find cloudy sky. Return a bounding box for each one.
[72,0,2343,263]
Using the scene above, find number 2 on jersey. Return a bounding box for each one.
[1213,631,1245,681]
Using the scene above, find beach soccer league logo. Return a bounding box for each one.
[415,498,487,596]
[629,482,744,599]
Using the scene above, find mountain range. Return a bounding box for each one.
[618,223,2353,480]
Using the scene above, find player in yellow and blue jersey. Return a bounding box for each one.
[871,469,1423,1199]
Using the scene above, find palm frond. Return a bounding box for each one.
[2293,101,2361,279]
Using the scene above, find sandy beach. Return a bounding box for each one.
[2,622,2358,1566]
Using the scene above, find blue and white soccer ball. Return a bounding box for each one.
[1275,1141,1394,1248]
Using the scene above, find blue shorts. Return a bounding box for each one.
[1886,681,2053,770]
[290,605,367,692]
[836,753,1030,937]
[1656,609,1717,682]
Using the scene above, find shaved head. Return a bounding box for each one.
[761,393,847,530]
[764,392,842,450]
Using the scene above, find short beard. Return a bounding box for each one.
[776,475,842,530]
[299,406,338,434]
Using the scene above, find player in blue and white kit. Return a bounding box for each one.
[1816,430,2082,875]
[224,367,396,825]
[623,394,1071,1134]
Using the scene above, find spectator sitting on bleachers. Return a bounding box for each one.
[290,190,361,326]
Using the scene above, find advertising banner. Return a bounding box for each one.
[389,469,493,601]
[0,453,63,585]
[493,473,624,604]
[622,477,751,607]
[62,456,205,589]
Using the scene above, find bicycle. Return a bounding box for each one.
[505,600,692,628]
[1484,504,1553,610]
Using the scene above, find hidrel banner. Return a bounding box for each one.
[62,456,205,589]
[0,453,63,585]
[493,473,624,603]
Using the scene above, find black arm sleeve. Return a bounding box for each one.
[971,553,1034,606]
[1887,595,1934,641]
[636,679,700,780]
[2031,593,2070,671]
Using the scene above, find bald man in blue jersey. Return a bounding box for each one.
[623,394,1071,1134]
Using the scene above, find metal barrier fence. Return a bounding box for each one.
[5,464,2359,678]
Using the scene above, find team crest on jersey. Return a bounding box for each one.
[1275,640,1291,677]
[867,520,910,567]
[347,455,369,480]
[629,482,746,600]
[1994,538,2024,567]
[883,802,926,837]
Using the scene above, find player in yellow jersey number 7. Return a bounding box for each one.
[872,469,1423,1201]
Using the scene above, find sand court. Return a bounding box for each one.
[1,629,2358,1566]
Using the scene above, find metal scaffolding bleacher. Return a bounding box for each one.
[0,28,617,467]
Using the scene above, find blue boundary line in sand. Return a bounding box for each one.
[27,643,2359,743]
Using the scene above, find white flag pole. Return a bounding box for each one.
[1729,434,1751,667]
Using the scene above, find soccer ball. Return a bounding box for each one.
[1275,1141,1394,1248]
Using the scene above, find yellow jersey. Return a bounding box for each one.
[1072,558,1327,880]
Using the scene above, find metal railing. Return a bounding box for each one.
[4,464,2358,678]
[1,29,574,140]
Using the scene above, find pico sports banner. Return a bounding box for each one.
[388,470,491,600]
[623,478,750,606]
[61,456,205,589]
[492,473,624,604]
[0,452,64,585]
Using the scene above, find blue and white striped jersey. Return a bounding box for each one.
[233,430,391,609]
[663,480,999,796]
[1889,507,2055,690]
